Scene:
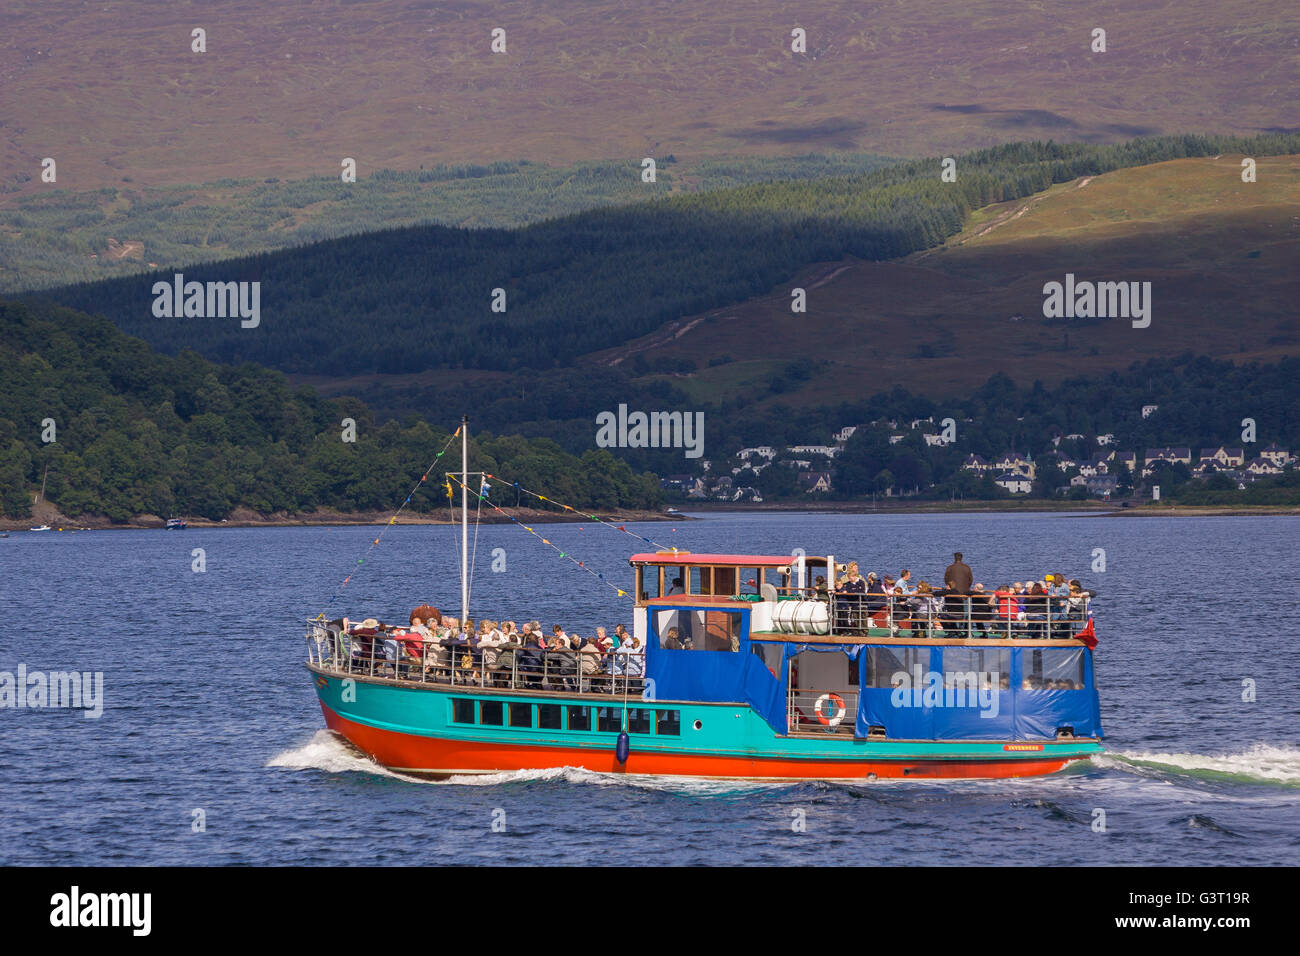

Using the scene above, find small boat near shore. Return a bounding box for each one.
[165,517,187,530]
[29,525,51,532]
[305,420,1104,781]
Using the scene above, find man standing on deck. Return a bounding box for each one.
[944,552,974,636]
[945,553,973,594]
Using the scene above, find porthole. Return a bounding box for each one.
[692,719,703,731]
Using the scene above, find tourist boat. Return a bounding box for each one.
[305,421,1104,780]
[165,517,187,530]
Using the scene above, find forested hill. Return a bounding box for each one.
[0,299,662,521]
[38,133,1300,377]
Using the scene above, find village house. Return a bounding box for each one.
[1141,404,1159,419]
[1198,446,1246,468]
[1096,434,1116,446]
[1260,443,1291,467]
[995,473,1033,495]
[1246,457,1283,476]
[789,444,838,458]
[737,446,777,462]
[798,471,832,494]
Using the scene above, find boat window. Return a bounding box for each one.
[538,704,562,730]
[509,702,533,727]
[642,566,662,601]
[566,705,591,731]
[626,708,652,734]
[655,608,742,651]
[480,700,504,726]
[597,707,622,732]
[865,646,929,688]
[942,647,1011,691]
[1022,648,1086,690]
[689,566,705,594]
[452,698,476,724]
[656,709,681,735]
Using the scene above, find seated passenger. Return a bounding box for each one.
[666,576,685,595]
[578,636,605,689]
[613,633,645,678]
[662,626,690,650]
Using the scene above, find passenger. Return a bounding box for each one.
[613,632,645,678]
[944,552,973,595]
[477,620,504,670]
[550,624,571,650]
[595,626,615,651]
[813,575,829,599]
[911,581,940,630]
[578,635,605,689]
[662,626,691,650]
[613,623,630,648]
[548,632,578,690]
[835,562,867,631]
[667,576,685,595]
[1020,583,1048,638]
[517,631,546,689]
[896,569,914,595]
[969,584,993,635]
[865,571,885,606]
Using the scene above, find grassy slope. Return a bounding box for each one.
[3,0,1296,194]
[0,153,896,293]
[593,153,1300,403]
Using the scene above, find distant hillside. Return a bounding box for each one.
[0,299,662,521]
[4,0,1297,193]
[0,153,898,293]
[596,152,1300,405]
[36,134,1300,378]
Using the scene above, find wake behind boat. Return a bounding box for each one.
[305,420,1104,781]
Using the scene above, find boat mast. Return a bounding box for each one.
[461,415,469,623]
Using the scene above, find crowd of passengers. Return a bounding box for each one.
[329,611,645,690]
[822,553,1094,638]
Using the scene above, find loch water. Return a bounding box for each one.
[2,511,1297,866]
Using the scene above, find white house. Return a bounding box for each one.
[1096,434,1116,446]
[738,446,776,462]
[995,473,1033,495]
[1141,404,1159,419]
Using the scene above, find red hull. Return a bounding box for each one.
[321,702,1078,780]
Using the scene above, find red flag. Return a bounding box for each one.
[1076,616,1097,649]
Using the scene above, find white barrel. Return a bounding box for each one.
[771,600,830,635]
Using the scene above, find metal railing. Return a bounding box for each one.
[817,590,1093,639]
[787,688,859,734]
[306,623,648,696]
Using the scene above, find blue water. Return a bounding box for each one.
[2,512,1298,865]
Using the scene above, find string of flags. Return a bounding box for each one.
[447,473,634,601]
[480,472,679,554]
[321,425,463,613]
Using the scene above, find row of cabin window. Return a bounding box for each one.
[774,647,1087,689]
[451,698,681,735]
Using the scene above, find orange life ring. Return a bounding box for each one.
[814,693,847,728]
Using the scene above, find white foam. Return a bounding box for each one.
[1097,743,1300,785]
[267,730,407,779]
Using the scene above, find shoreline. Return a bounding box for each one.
[0,505,688,532]
[5,501,1295,532]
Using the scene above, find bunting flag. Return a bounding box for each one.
[320,425,463,613]
[447,473,631,600]
[480,472,680,553]
[1076,616,1098,649]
